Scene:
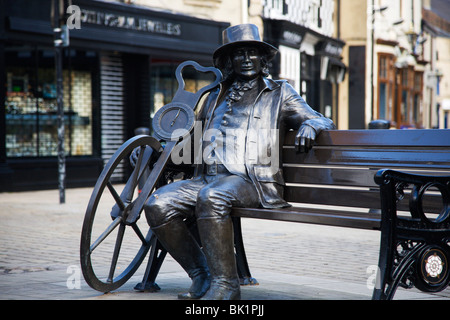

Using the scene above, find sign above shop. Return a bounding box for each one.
[316,40,344,57]
[4,0,227,56]
[323,42,343,56]
[282,30,303,46]
[80,8,182,37]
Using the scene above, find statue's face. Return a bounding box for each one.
[231,46,262,80]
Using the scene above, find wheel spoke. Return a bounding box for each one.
[136,147,153,183]
[123,146,146,203]
[126,140,178,224]
[131,146,146,185]
[107,222,126,283]
[107,181,125,211]
[109,146,150,220]
[90,216,122,253]
[132,224,148,245]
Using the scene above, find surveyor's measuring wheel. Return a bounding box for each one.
[80,135,164,292]
[80,61,222,293]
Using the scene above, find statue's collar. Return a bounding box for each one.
[260,77,280,91]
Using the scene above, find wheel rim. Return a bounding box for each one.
[80,135,162,292]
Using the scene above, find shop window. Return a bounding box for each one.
[379,83,387,119]
[317,0,322,28]
[413,72,423,127]
[401,68,409,124]
[300,52,313,104]
[396,67,415,128]
[444,110,449,129]
[377,54,394,123]
[279,45,300,93]
[401,88,409,124]
[270,0,286,14]
[150,59,215,122]
[5,46,96,157]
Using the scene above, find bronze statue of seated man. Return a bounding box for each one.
[144,23,335,300]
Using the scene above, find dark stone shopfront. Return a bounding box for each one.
[0,0,228,191]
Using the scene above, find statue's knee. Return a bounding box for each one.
[144,194,170,227]
[196,187,231,219]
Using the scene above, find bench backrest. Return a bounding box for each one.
[282,129,450,214]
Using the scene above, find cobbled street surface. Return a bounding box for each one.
[0,187,449,300]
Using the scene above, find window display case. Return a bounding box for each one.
[150,58,215,121]
[5,48,94,158]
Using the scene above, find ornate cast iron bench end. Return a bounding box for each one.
[373,169,450,300]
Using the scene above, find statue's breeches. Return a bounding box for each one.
[144,173,260,227]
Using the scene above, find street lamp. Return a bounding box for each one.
[51,0,71,204]
[370,3,388,124]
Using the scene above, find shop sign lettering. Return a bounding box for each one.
[66,5,182,36]
[324,42,342,56]
[283,30,303,45]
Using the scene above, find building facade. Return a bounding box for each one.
[1,0,346,191]
[0,0,228,191]
[436,36,450,129]
[261,0,346,123]
[6,0,447,191]
[338,0,449,129]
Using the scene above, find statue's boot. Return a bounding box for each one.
[152,218,210,299]
[197,216,240,300]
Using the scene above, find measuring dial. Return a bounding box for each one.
[152,102,195,141]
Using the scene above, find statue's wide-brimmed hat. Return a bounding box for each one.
[213,24,278,69]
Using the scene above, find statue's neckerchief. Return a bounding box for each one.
[225,77,259,109]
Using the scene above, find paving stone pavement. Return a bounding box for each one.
[0,187,449,301]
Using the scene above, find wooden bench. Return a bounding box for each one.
[134,129,450,300]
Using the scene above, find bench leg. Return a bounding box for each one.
[233,217,259,286]
[371,183,422,300]
[372,223,397,299]
[134,234,167,292]
[372,182,396,300]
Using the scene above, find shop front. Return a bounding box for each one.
[0,0,228,191]
[263,19,346,124]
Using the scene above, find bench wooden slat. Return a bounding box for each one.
[282,147,450,170]
[231,206,381,230]
[284,166,450,188]
[283,166,379,187]
[284,186,381,209]
[284,129,450,147]
[284,185,445,213]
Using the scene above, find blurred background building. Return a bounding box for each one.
[1,0,449,191]
[338,0,450,129]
